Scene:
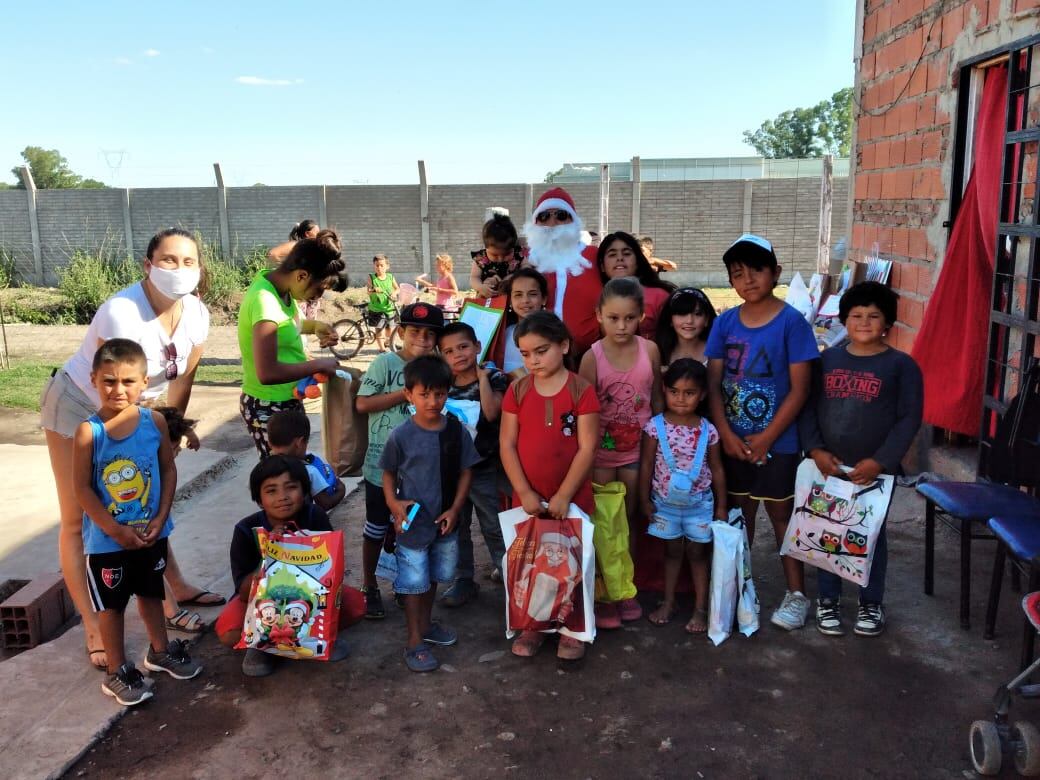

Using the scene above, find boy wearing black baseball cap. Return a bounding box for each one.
[356,302,445,618]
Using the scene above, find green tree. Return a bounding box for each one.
[543,167,563,183]
[743,88,853,158]
[10,146,106,189]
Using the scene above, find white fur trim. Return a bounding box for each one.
[553,271,567,319]
[532,197,577,219]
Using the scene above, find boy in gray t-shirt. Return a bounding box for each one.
[380,355,480,672]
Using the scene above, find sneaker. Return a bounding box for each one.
[404,643,439,673]
[854,602,886,636]
[440,577,479,608]
[362,585,385,619]
[422,622,458,646]
[770,590,810,631]
[101,663,155,706]
[815,598,844,637]
[143,639,203,680]
[594,601,622,629]
[242,648,277,677]
[393,591,406,609]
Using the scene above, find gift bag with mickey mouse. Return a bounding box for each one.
[779,459,894,586]
[235,528,345,660]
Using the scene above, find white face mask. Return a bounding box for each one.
[148,264,200,299]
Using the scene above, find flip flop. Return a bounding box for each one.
[177,590,227,608]
[87,647,107,670]
[685,609,709,635]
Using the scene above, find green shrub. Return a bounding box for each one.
[0,250,17,289]
[240,245,270,281]
[202,257,244,309]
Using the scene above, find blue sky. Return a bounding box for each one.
[1,1,855,187]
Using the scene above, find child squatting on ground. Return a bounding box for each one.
[437,322,510,607]
[640,359,728,633]
[706,234,819,631]
[579,276,663,628]
[72,338,203,706]
[215,456,365,677]
[379,354,480,672]
[499,311,600,661]
[356,302,444,619]
[798,281,923,637]
[266,409,347,512]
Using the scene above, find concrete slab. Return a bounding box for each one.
[0,418,356,780]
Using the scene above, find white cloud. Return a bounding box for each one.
[114,57,132,66]
[234,76,303,87]
[143,48,160,57]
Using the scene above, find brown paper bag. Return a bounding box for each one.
[320,367,367,477]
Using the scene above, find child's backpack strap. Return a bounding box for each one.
[510,374,535,407]
[566,372,590,406]
[439,415,463,513]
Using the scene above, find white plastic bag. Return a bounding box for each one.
[708,509,759,646]
[499,505,597,643]
[786,272,815,324]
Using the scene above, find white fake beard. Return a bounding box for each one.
[523,218,590,277]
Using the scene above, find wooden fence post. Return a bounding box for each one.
[817,154,834,274]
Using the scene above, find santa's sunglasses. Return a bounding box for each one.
[535,209,573,224]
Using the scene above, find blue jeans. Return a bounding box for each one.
[393,534,459,595]
[816,525,888,604]
[454,460,507,580]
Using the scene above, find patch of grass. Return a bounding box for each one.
[0,362,54,411]
[194,363,242,385]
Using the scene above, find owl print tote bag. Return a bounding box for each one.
[780,459,895,586]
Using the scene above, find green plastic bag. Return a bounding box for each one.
[592,482,637,602]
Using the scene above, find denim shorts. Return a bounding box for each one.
[647,490,714,543]
[393,534,459,595]
[40,370,96,438]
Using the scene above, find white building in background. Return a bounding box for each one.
[551,157,850,183]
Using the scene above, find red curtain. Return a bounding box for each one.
[912,65,1008,435]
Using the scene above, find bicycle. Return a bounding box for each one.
[329,302,401,359]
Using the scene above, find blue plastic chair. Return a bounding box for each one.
[986,516,1040,669]
[919,363,1040,630]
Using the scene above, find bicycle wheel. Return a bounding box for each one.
[387,325,401,352]
[330,319,364,360]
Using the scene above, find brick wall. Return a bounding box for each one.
[850,0,1040,352]
[0,176,849,287]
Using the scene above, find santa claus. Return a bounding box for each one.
[523,187,602,355]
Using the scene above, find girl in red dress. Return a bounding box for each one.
[500,312,600,661]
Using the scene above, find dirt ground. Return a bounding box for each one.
[68,486,1037,779]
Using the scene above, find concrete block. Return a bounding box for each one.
[0,573,75,649]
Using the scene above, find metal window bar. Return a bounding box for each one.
[981,40,1040,478]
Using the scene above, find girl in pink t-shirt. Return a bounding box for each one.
[417,254,460,312]
[579,278,663,628]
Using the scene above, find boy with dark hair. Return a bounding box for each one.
[799,281,923,636]
[437,322,510,606]
[356,302,444,618]
[267,409,346,512]
[706,234,819,631]
[380,354,480,672]
[214,455,365,676]
[73,338,202,706]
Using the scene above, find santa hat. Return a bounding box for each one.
[286,599,311,620]
[532,187,578,221]
[539,531,578,548]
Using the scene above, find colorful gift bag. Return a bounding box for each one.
[780,459,895,585]
[708,509,759,646]
[235,528,345,660]
[591,482,637,602]
[499,505,596,643]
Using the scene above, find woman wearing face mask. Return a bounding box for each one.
[237,228,345,457]
[41,227,222,669]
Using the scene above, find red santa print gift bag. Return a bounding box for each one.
[235,528,345,661]
[498,505,596,643]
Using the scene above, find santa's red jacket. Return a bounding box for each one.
[543,245,602,356]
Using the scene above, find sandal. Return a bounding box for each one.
[166,608,205,634]
[648,602,676,626]
[176,589,227,608]
[87,647,107,670]
[511,630,547,658]
[556,634,586,661]
[685,608,709,635]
